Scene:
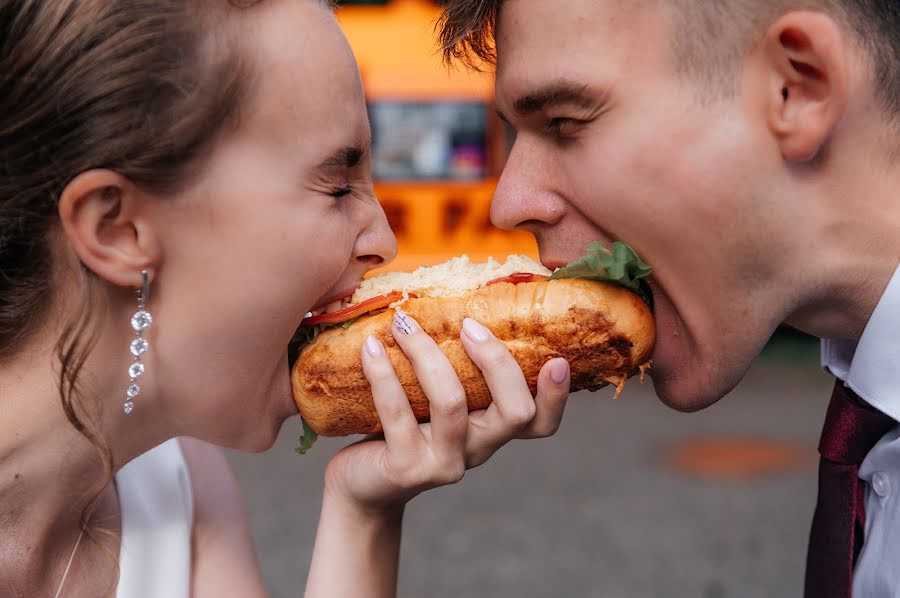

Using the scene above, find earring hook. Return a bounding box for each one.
[141,269,150,306]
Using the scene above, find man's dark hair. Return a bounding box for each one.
[437,0,900,117]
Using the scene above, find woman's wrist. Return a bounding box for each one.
[320,480,406,526]
[306,480,405,598]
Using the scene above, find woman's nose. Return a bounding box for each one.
[354,204,398,270]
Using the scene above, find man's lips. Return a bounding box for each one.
[540,259,568,271]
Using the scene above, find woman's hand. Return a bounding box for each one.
[324,308,571,511]
[305,309,569,597]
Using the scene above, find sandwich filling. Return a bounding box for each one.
[351,254,551,304]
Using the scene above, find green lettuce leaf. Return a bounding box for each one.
[289,316,363,455]
[549,241,653,306]
[295,417,319,455]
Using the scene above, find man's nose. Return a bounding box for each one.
[491,139,565,233]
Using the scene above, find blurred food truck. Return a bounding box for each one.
[335,0,539,272]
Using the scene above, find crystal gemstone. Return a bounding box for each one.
[130,338,149,356]
[124,401,134,414]
[128,362,145,378]
[127,382,140,398]
[131,310,153,331]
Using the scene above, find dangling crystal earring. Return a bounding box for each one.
[125,270,152,414]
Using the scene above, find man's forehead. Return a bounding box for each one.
[495,0,634,53]
[494,0,661,101]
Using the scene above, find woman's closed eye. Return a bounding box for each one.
[330,185,353,198]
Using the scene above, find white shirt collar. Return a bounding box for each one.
[822,261,900,420]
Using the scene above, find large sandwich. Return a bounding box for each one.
[290,242,655,452]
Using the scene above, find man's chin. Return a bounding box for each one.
[648,360,737,413]
[655,387,721,413]
[646,305,747,412]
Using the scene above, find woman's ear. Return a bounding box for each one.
[760,11,849,162]
[58,170,160,288]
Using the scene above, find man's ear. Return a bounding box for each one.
[760,11,849,162]
[58,169,161,289]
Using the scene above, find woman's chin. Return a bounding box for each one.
[235,413,287,453]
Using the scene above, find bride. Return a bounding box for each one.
[0,0,571,596]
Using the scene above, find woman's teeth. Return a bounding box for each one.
[308,297,352,318]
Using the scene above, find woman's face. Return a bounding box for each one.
[144,1,396,450]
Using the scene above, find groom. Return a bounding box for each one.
[437,0,900,595]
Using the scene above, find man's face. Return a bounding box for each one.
[493,0,802,411]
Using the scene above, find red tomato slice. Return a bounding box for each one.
[301,291,405,326]
[486,273,549,286]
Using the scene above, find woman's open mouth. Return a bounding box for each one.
[306,284,361,317]
[306,295,354,318]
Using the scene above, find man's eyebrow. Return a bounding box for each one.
[511,82,606,116]
[317,146,366,169]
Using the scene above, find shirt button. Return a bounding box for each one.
[872,472,891,498]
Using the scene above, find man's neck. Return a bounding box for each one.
[785,151,900,340]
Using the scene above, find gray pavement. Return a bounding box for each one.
[227,355,831,598]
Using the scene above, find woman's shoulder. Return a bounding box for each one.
[116,439,195,598]
[118,437,244,522]
[179,437,246,531]
[117,438,194,525]
[178,438,268,597]
[118,438,267,597]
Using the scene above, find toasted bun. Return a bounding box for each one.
[291,278,655,437]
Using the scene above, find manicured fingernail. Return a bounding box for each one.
[364,335,384,358]
[550,359,569,385]
[393,307,418,335]
[462,318,490,342]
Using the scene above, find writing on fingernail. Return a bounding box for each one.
[393,307,416,335]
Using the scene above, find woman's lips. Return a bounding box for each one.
[309,285,361,315]
[308,297,352,318]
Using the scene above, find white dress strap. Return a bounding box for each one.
[115,438,194,598]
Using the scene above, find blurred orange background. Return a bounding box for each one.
[337,0,538,272]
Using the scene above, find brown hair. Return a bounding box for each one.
[437,0,900,117]
[0,0,266,592]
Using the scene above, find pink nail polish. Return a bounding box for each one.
[550,359,569,384]
[364,335,384,358]
[393,308,418,335]
[462,318,490,342]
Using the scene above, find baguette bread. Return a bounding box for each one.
[291,278,655,437]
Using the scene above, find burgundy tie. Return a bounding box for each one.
[804,381,895,598]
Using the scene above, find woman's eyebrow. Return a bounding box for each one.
[317,145,366,170]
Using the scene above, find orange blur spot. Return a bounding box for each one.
[664,438,817,482]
